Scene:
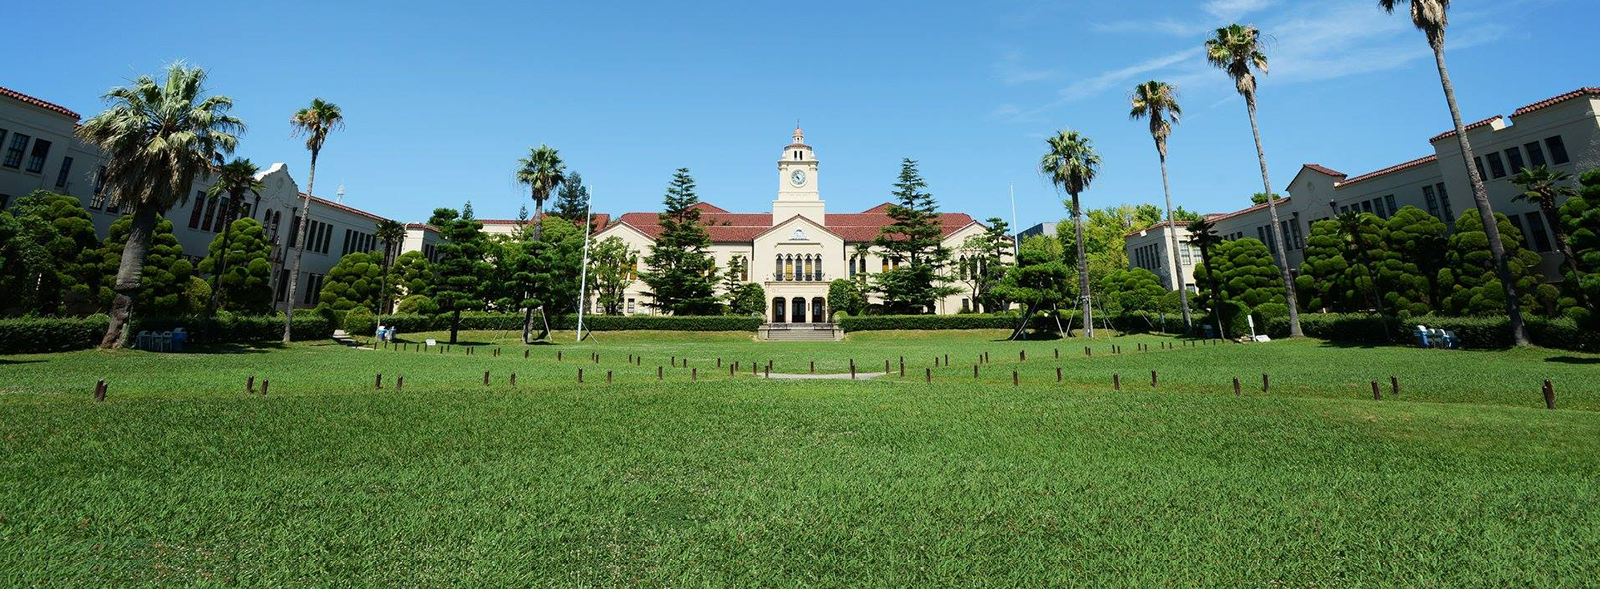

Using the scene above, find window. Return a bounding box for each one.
[1384,195,1397,217]
[1525,212,1553,252]
[287,212,302,247]
[626,298,636,314]
[1290,219,1304,250]
[848,255,857,277]
[55,157,73,188]
[1504,148,1525,174]
[1423,185,1441,219]
[342,229,353,256]
[3,133,28,168]
[0,194,9,209]
[1372,198,1387,219]
[1524,141,1547,168]
[212,197,231,232]
[881,257,889,273]
[24,139,50,173]
[302,273,325,305]
[1339,205,1350,214]
[1436,183,1455,223]
[1361,200,1373,214]
[189,193,207,228]
[89,167,108,209]
[1484,152,1507,179]
[1545,135,1570,165]
[200,195,219,231]
[276,269,290,302]
[0,130,6,161]
[1473,157,1487,180]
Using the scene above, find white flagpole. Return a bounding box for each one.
[575,183,594,341]
[1009,182,1019,258]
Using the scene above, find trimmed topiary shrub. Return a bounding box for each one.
[344,306,377,336]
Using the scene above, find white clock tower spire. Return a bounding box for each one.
[774,125,824,224]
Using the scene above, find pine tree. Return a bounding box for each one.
[1559,170,1600,326]
[1193,237,1285,335]
[0,191,100,316]
[317,251,386,312]
[1296,219,1352,312]
[1385,206,1451,311]
[94,214,199,317]
[553,171,591,224]
[640,168,720,315]
[427,207,492,343]
[873,159,953,313]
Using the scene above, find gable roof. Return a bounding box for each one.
[1203,197,1291,223]
[597,201,976,243]
[478,213,611,234]
[1430,115,1505,143]
[1336,154,1438,187]
[1511,87,1600,118]
[1302,164,1347,178]
[0,86,80,119]
[304,193,391,223]
[1124,219,1194,238]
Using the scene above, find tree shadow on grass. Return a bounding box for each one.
[0,358,45,365]
[180,342,284,354]
[1546,356,1600,365]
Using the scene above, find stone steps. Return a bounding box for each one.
[760,324,842,341]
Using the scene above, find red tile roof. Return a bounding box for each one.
[303,193,392,223]
[479,213,611,234]
[0,86,80,119]
[1430,115,1504,143]
[1123,219,1194,238]
[1511,87,1600,118]
[1335,154,1439,187]
[1302,164,1346,178]
[1203,197,1291,223]
[600,201,976,243]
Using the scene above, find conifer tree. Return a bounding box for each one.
[198,218,274,314]
[95,214,199,317]
[1440,213,1552,317]
[553,171,591,224]
[427,207,492,343]
[0,191,100,316]
[873,158,954,313]
[1385,206,1451,310]
[641,169,720,315]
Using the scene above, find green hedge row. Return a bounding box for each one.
[370,313,765,333]
[0,314,335,354]
[0,315,112,354]
[1265,313,1598,352]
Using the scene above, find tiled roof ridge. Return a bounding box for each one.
[0,86,80,119]
[1335,154,1439,187]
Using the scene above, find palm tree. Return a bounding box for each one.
[283,98,344,342]
[1380,0,1528,346]
[1040,129,1102,338]
[1205,23,1303,338]
[1511,165,1585,305]
[75,63,242,348]
[1188,217,1228,339]
[374,219,407,315]
[1129,80,1192,332]
[515,145,566,242]
[203,158,264,313]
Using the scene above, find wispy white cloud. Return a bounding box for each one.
[996,0,1517,122]
[1091,18,1207,37]
[1204,0,1277,20]
[994,49,1055,85]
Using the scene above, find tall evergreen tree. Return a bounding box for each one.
[1385,206,1451,310]
[427,207,492,343]
[589,236,637,315]
[553,171,591,224]
[640,169,720,315]
[1558,170,1600,326]
[1193,237,1285,336]
[1440,212,1549,317]
[0,192,100,316]
[94,214,200,317]
[873,158,954,313]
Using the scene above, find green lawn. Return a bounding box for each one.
[3,331,1598,586]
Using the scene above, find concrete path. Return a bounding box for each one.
[763,372,891,380]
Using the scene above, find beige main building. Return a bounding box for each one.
[590,128,998,321]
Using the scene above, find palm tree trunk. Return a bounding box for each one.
[1542,201,1588,307]
[100,205,160,349]
[282,150,318,343]
[207,195,238,314]
[1157,151,1192,331]
[1072,192,1092,338]
[1244,94,1303,337]
[1429,35,1530,346]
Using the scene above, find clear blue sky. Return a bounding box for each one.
[9,0,1594,229]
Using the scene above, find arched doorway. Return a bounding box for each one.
[811,297,826,323]
[791,297,807,324]
[772,297,786,323]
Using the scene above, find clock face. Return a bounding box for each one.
[790,169,807,187]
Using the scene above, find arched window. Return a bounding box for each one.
[881,257,889,273]
[775,254,784,281]
[772,297,786,323]
[848,255,856,277]
[812,297,826,322]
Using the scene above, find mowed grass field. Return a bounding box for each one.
[3,331,1599,587]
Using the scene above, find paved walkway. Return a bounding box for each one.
[763,372,891,380]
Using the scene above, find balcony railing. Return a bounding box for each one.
[770,272,828,283]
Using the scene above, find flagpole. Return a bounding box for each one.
[1009,182,1019,259]
[575,183,594,341]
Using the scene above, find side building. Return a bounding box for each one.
[1126,86,1599,293]
[1,85,416,310]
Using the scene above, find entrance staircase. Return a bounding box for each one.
[759,323,842,341]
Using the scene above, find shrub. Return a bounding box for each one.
[396,294,436,315]
[344,306,378,335]
[133,314,334,344]
[1265,312,1599,351]
[0,315,109,354]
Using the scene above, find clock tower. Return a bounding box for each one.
[773,126,824,225]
